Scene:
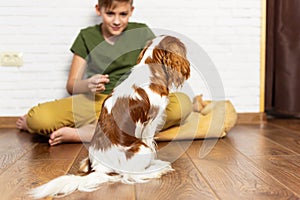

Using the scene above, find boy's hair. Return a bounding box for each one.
[98,0,133,9]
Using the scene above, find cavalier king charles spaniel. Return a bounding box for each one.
[30,35,190,198]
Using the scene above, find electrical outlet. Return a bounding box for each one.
[0,52,23,67]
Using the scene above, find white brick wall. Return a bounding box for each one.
[0,0,262,116]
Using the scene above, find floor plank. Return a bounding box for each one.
[1,119,300,200]
[21,142,83,160]
[0,129,37,174]
[222,125,300,198]
[182,140,299,199]
[268,118,300,134]
[253,124,300,155]
[0,159,72,200]
[67,144,89,175]
[0,129,84,200]
[62,182,135,200]
[135,142,218,200]
[252,156,300,197]
[224,125,297,156]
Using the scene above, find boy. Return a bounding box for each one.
[16,0,192,146]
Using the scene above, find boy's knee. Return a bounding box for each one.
[164,92,192,129]
[169,92,192,118]
[26,105,60,135]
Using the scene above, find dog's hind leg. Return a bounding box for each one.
[79,157,91,173]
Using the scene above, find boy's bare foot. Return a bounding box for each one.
[49,127,81,146]
[16,115,29,131]
[49,124,95,146]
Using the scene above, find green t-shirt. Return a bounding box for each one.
[70,22,155,94]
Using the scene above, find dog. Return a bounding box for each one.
[29,35,190,198]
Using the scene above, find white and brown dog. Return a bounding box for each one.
[30,35,190,198]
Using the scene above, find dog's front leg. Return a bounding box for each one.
[139,124,156,152]
[141,113,165,151]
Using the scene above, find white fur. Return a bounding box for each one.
[88,144,173,184]
[29,172,114,199]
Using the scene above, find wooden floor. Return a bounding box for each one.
[1,119,300,200]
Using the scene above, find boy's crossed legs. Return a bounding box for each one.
[17,93,192,146]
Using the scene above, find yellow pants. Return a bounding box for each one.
[26,92,192,135]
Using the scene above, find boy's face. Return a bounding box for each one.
[96,2,134,39]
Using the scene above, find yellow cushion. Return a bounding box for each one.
[155,100,237,141]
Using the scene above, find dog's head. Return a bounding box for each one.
[137,35,190,88]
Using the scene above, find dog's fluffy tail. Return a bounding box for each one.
[29,159,173,199]
[29,171,118,199]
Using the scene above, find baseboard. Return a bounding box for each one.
[0,113,267,129]
[0,117,18,128]
[237,112,267,124]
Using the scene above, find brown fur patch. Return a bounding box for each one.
[91,87,160,160]
[145,36,190,90]
[148,63,169,96]
[158,36,190,88]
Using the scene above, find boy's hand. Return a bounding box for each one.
[88,74,110,93]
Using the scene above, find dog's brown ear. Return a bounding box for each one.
[163,52,190,88]
[136,40,153,64]
[157,36,190,88]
